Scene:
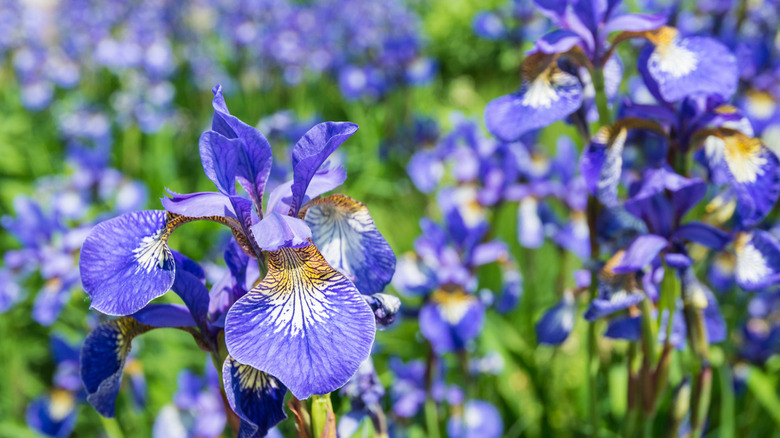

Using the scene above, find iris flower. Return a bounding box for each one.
[79,85,396,434]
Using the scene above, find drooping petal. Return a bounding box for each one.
[80,317,154,417]
[363,293,402,327]
[79,211,176,316]
[447,400,504,438]
[604,316,642,341]
[638,29,738,102]
[222,356,287,438]
[26,391,78,438]
[612,234,667,274]
[250,212,312,252]
[580,125,628,207]
[723,134,780,227]
[199,131,239,196]
[536,292,576,345]
[225,244,376,399]
[289,122,359,216]
[419,289,485,354]
[485,55,583,142]
[302,194,396,295]
[734,231,780,291]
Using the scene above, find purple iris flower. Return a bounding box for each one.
[394,205,519,354]
[153,361,227,438]
[79,85,397,416]
[447,400,504,438]
[388,357,464,419]
[26,336,83,438]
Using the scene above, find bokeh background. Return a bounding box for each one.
[1,0,780,437]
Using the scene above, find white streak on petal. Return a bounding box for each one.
[133,230,171,273]
[650,38,699,78]
[736,233,772,285]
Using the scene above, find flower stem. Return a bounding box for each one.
[311,393,336,437]
[424,398,441,438]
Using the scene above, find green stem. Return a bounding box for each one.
[591,67,612,128]
[311,393,334,437]
[99,416,126,438]
[587,270,599,436]
[424,398,441,438]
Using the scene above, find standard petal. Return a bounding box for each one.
[302,194,396,295]
[534,29,582,54]
[209,86,273,209]
[80,318,153,417]
[224,244,376,399]
[604,13,666,34]
[79,211,175,316]
[131,304,196,329]
[290,122,359,215]
[222,356,287,438]
[580,126,628,207]
[199,131,239,196]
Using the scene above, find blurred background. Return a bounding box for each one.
[1,0,780,437]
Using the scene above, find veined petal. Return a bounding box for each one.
[419,288,485,354]
[79,211,176,316]
[80,317,153,417]
[209,86,273,210]
[302,194,396,295]
[735,231,780,291]
[224,244,376,399]
[612,234,667,274]
[290,122,359,216]
[250,212,312,252]
[536,292,576,345]
[485,55,583,142]
[222,356,287,438]
[580,126,628,207]
[639,28,737,102]
[199,131,239,196]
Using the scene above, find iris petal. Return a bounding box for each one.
[290,122,359,216]
[302,194,396,295]
[222,356,287,438]
[419,289,484,354]
[79,210,176,316]
[225,244,375,399]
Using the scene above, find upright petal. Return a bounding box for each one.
[580,126,628,207]
[199,131,239,196]
[209,86,273,210]
[79,211,176,316]
[225,244,376,399]
[302,194,396,295]
[222,356,287,438]
[290,122,359,215]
